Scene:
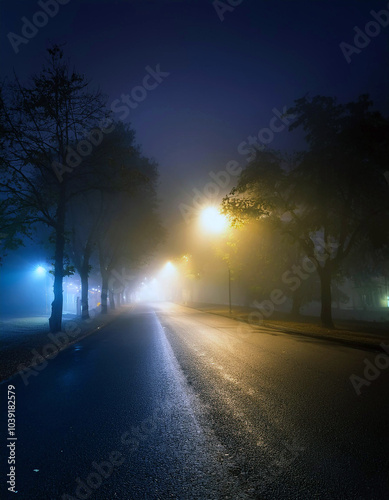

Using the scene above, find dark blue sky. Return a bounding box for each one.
[1,0,388,228]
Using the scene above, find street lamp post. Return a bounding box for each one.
[228,267,232,314]
[199,206,232,314]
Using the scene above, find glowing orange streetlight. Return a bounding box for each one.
[199,206,228,234]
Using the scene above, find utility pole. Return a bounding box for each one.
[228,267,232,314]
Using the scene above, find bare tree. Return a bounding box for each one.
[0,46,107,331]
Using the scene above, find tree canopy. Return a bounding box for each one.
[0,46,163,330]
[223,94,389,327]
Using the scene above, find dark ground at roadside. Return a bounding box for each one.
[0,307,127,382]
[184,302,389,351]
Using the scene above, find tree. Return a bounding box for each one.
[0,199,28,265]
[67,122,148,319]
[96,152,163,313]
[0,88,28,263]
[342,215,389,312]
[67,191,99,319]
[0,46,107,331]
[223,95,389,328]
[223,219,320,316]
[287,95,389,326]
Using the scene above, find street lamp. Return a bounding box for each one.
[164,261,176,273]
[199,206,232,314]
[157,261,178,301]
[35,265,46,276]
[199,206,228,234]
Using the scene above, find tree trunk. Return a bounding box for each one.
[109,288,115,310]
[319,263,334,328]
[80,268,90,320]
[80,244,93,320]
[291,288,303,318]
[49,187,66,333]
[101,271,109,314]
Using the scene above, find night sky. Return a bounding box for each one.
[1,0,388,234]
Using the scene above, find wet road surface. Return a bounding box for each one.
[1,303,388,499]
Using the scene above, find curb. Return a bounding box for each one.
[0,307,131,384]
[261,323,383,352]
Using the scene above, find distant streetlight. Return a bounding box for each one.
[149,261,178,302]
[35,265,46,275]
[199,206,232,314]
[164,261,176,273]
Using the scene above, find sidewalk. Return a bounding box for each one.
[0,307,128,382]
[184,302,389,351]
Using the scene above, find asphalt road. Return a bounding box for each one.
[1,303,388,499]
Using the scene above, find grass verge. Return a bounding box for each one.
[184,302,389,350]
